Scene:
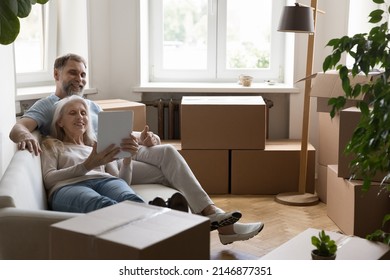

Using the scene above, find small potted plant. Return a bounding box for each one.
[311,230,337,260]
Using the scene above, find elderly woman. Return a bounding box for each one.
[41,95,263,245]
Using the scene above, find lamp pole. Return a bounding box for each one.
[275,0,319,205]
[299,0,318,195]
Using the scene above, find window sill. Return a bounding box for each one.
[16,86,98,101]
[133,82,299,94]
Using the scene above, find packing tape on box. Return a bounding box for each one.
[97,207,171,236]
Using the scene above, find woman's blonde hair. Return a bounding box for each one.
[43,95,96,150]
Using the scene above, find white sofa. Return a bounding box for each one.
[0,136,179,259]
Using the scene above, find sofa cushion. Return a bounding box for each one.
[132,184,178,203]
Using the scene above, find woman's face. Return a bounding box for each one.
[58,100,89,137]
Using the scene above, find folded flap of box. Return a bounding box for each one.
[99,210,207,248]
[51,202,168,236]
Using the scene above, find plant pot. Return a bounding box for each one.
[311,250,336,260]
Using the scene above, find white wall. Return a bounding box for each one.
[87,0,142,102]
[0,45,16,177]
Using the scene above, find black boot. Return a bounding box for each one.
[149,197,167,208]
[167,192,189,213]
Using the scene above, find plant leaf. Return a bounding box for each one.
[17,0,32,18]
[369,9,384,23]
[383,214,390,226]
[0,0,20,45]
[0,0,49,45]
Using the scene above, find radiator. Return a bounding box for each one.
[142,99,181,140]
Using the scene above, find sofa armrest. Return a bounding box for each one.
[0,207,80,259]
[0,149,46,210]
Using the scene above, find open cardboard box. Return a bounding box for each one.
[298,70,380,99]
[50,201,210,260]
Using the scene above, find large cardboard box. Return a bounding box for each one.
[231,140,315,195]
[179,149,229,194]
[308,70,374,99]
[50,201,210,260]
[327,165,390,238]
[181,96,266,150]
[163,140,229,194]
[261,228,390,260]
[305,71,374,114]
[338,107,386,181]
[95,99,146,132]
[318,112,339,166]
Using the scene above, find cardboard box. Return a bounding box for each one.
[316,163,328,203]
[95,99,146,132]
[261,228,390,260]
[317,97,358,113]
[163,140,229,194]
[318,112,339,166]
[308,70,374,99]
[338,107,386,181]
[327,165,390,238]
[304,71,374,113]
[181,96,266,150]
[179,149,229,195]
[231,140,315,195]
[50,201,210,260]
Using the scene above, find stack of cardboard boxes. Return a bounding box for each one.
[312,72,390,238]
[178,96,316,195]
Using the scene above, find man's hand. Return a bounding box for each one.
[17,135,42,156]
[9,118,41,156]
[139,125,159,147]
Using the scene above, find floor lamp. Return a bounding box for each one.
[275,1,320,206]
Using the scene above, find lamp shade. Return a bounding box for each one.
[278,5,314,33]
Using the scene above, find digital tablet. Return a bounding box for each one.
[97,110,133,158]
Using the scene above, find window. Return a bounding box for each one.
[149,0,286,82]
[14,1,57,87]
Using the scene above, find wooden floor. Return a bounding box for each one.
[208,195,340,260]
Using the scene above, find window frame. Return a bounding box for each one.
[15,0,58,88]
[149,0,286,83]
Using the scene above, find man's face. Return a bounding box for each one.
[55,60,87,97]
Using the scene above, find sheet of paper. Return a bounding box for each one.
[97,111,133,158]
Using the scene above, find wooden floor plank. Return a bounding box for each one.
[209,195,340,260]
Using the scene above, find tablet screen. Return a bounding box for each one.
[97,110,134,158]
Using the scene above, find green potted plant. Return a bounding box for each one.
[322,0,390,243]
[311,230,337,260]
[0,0,49,45]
